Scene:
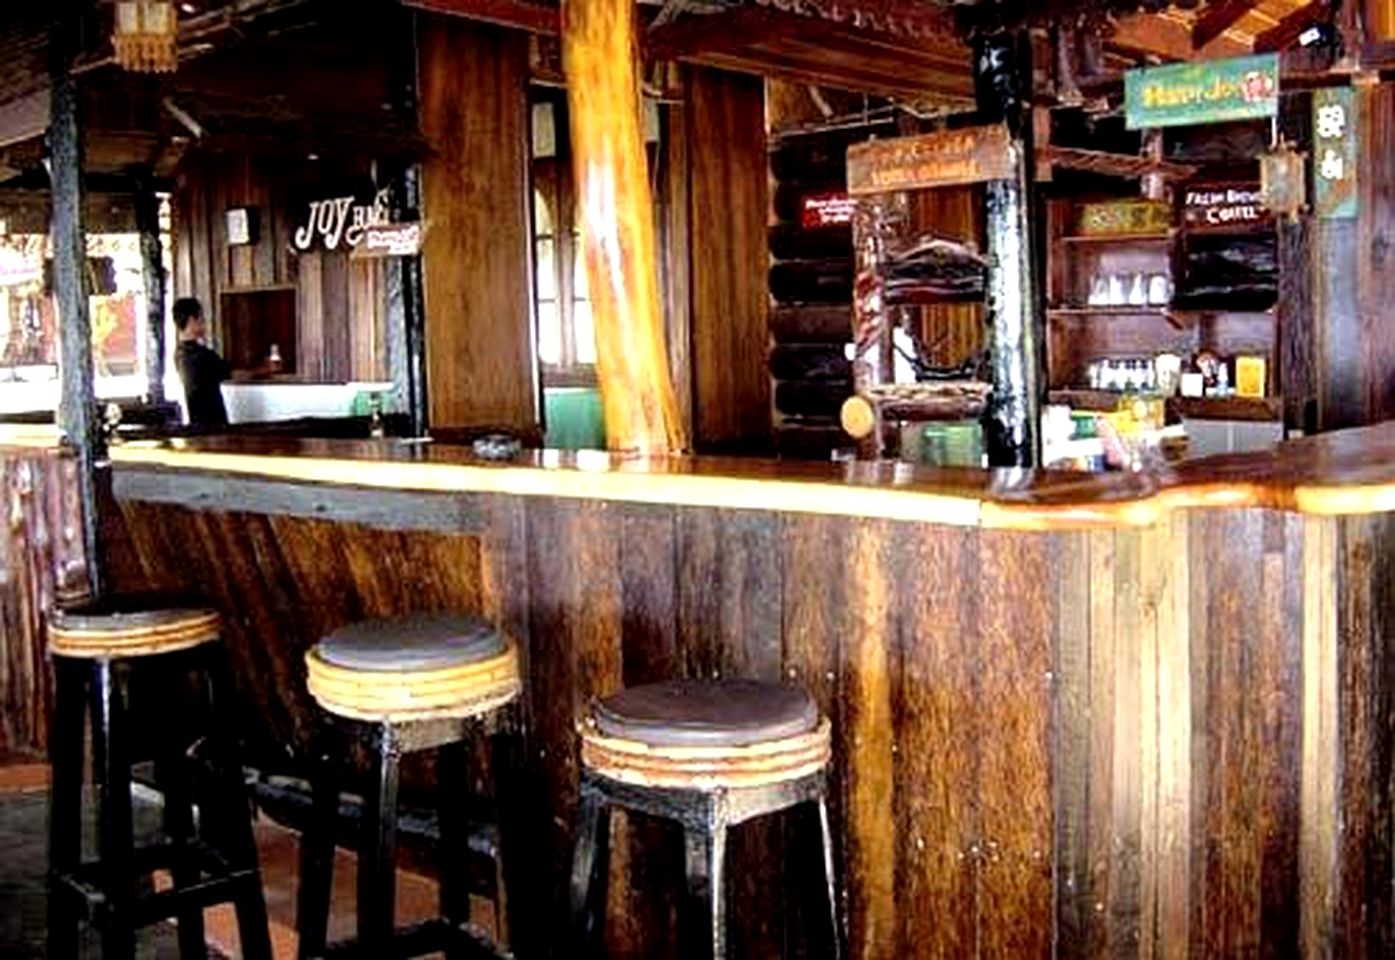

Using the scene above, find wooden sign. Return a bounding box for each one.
[801,192,855,229]
[1124,54,1279,129]
[1313,87,1358,220]
[1182,183,1270,230]
[293,187,392,252]
[846,125,1015,196]
[351,222,423,259]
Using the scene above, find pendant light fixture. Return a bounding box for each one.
[113,1,179,74]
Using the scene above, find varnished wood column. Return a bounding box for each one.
[562,0,689,454]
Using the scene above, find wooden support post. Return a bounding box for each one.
[50,7,106,598]
[392,165,430,437]
[974,30,1043,468]
[561,0,689,454]
[133,180,165,405]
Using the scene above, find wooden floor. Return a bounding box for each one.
[0,760,452,959]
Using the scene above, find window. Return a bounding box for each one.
[530,94,592,385]
[528,90,660,385]
[0,205,172,414]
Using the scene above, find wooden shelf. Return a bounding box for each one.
[1061,233,1174,245]
[1049,390,1284,422]
[1172,395,1283,422]
[884,288,983,306]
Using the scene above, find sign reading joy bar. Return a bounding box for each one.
[846,125,1015,196]
[1125,54,1279,129]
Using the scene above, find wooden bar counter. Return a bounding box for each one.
[65,426,1395,956]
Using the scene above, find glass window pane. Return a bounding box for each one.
[531,102,557,159]
[537,299,561,365]
[533,189,553,236]
[535,237,556,300]
[572,233,588,300]
[573,298,595,364]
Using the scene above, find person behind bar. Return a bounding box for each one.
[173,297,231,432]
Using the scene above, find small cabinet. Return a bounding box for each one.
[219,287,297,377]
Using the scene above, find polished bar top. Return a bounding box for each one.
[17,418,1372,530]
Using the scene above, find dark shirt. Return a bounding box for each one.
[175,340,231,430]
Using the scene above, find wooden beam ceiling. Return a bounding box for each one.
[1255,0,1329,51]
[1192,0,1262,47]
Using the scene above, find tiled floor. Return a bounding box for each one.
[0,760,456,960]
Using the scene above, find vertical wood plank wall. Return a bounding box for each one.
[103,472,1395,958]
[0,449,87,756]
[685,68,771,453]
[417,16,537,432]
[1316,83,1395,429]
[172,152,387,384]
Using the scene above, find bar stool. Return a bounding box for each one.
[570,679,842,959]
[45,594,273,960]
[296,613,521,959]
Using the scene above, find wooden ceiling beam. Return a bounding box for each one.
[1109,10,1247,62]
[402,0,559,35]
[1255,1,1330,52]
[646,6,967,72]
[1191,0,1261,48]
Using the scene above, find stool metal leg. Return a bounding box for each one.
[296,738,341,960]
[93,658,136,960]
[203,648,274,960]
[358,723,402,953]
[683,814,729,960]
[815,796,843,960]
[46,657,87,959]
[569,776,610,955]
[436,738,471,959]
[156,743,207,957]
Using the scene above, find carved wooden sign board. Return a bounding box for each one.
[846,125,1015,196]
[294,188,422,256]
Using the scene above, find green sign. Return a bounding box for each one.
[1125,54,1279,129]
[1313,87,1358,220]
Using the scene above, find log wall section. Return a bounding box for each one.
[102,466,1395,958]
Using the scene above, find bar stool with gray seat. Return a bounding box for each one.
[296,613,522,959]
[570,679,842,959]
[45,594,273,960]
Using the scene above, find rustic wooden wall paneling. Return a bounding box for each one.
[977,529,1055,957]
[418,16,537,432]
[896,523,979,957]
[173,153,388,384]
[1356,83,1395,427]
[297,251,326,382]
[1334,512,1395,958]
[657,100,694,439]
[101,472,1395,958]
[686,67,771,453]
[0,452,86,756]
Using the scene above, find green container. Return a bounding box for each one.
[903,420,983,467]
[543,387,606,450]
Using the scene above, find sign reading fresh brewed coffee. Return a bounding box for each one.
[294,187,418,254]
[1182,184,1270,229]
[846,125,1014,196]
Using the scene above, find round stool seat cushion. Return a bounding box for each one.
[316,614,503,673]
[592,680,819,749]
[48,594,220,659]
[305,614,519,723]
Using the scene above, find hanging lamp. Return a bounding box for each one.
[113,1,179,74]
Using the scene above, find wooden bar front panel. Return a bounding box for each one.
[103,470,1395,957]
